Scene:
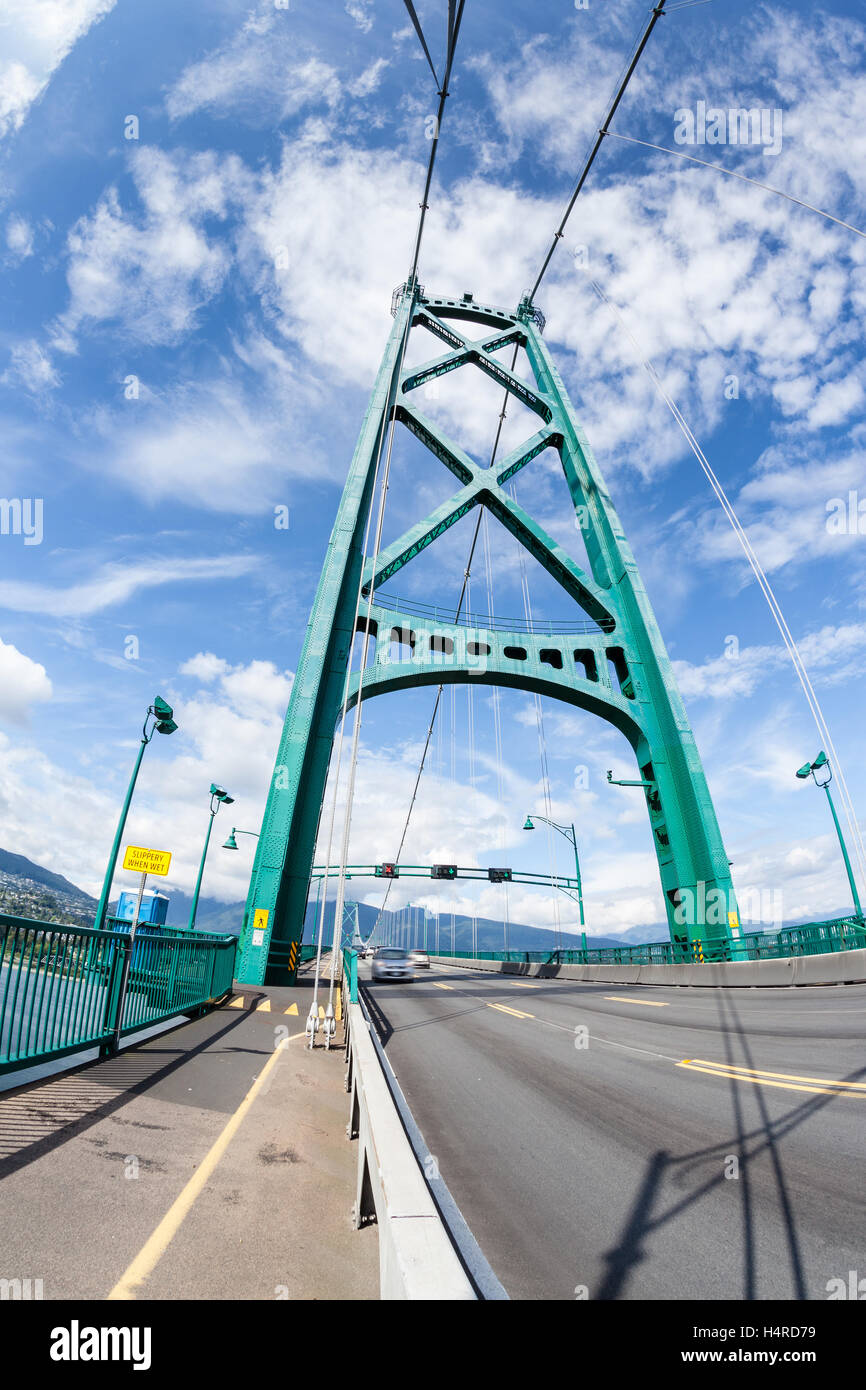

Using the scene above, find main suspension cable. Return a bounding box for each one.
[528,0,668,303]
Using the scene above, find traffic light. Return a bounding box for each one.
[431,864,457,880]
[375,863,399,878]
[488,868,512,883]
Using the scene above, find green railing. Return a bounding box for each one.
[0,913,237,1077]
[299,944,319,964]
[342,947,358,1003]
[430,916,866,968]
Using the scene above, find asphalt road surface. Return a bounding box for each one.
[361,962,866,1301]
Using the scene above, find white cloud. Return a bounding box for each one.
[1,338,60,393]
[349,58,388,98]
[59,147,251,346]
[345,1,374,35]
[0,0,116,137]
[673,623,866,701]
[807,374,864,428]
[179,652,230,683]
[82,330,334,512]
[0,636,51,722]
[6,213,33,258]
[166,6,341,126]
[0,555,260,618]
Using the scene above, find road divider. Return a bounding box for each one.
[677,1058,866,1097]
[427,949,866,988]
[343,996,478,1300]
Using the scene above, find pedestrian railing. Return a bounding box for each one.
[341,946,359,1004]
[432,915,866,969]
[0,913,237,1077]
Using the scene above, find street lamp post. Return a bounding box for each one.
[523,813,586,953]
[93,697,178,932]
[188,784,234,931]
[796,752,864,921]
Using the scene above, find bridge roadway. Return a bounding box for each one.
[361,960,866,1300]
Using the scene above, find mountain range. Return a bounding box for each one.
[0,847,661,949]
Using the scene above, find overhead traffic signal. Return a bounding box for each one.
[375,863,399,878]
[488,868,512,883]
[431,864,457,880]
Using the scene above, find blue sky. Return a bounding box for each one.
[0,0,864,937]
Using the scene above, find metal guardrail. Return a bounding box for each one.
[373,590,612,636]
[341,968,476,1300]
[342,946,358,1003]
[0,912,237,1076]
[436,916,866,968]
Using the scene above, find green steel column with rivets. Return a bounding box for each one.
[236,291,415,984]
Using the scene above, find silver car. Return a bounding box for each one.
[409,949,430,969]
[371,947,415,982]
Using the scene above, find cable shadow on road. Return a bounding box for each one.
[595,989,866,1300]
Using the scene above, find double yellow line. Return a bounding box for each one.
[678,1059,866,1098]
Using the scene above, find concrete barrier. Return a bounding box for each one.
[343,998,476,1300]
[428,949,866,988]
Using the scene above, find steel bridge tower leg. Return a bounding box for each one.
[235,294,413,985]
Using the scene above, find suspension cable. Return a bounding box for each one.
[528,1,668,303]
[605,131,866,240]
[320,2,469,1009]
[590,275,866,893]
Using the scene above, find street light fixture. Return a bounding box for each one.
[222,828,258,851]
[523,813,586,952]
[188,784,234,931]
[795,752,863,920]
[93,696,179,932]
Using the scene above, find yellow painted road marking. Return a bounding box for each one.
[318,1005,325,1020]
[108,1031,307,1299]
[284,1003,298,1016]
[335,989,342,1023]
[511,982,539,988]
[604,996,669,1007]
[255,998,271,1013]
[432,982,454,990]
[688,1060,866,1089]
[678,1059,866,1098]
[487,1002,534,1019]
[228,996,244,1009]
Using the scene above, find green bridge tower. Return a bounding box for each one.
[236,283,738,984]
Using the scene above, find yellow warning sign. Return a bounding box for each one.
[122,845,172,876]
[253,908,269,932]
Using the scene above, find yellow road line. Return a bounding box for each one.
[107,1032,307,1299]
[511,982,539,988]
[677,1060,866,1098]
[689,1059,866,1089]
[487,1002,534,1019]
[432,982,454,990]
[604,996,668,1007]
